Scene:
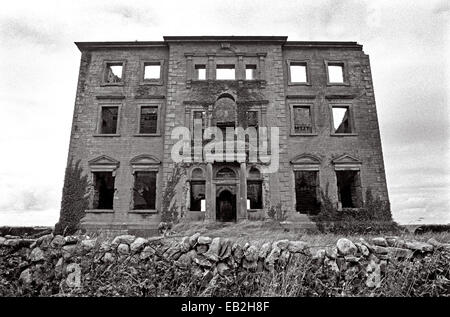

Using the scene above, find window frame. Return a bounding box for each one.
[140,60,164,85]
[194,64,207,80]
[102,60,126,86]
[131,170,159,212]
[289,103,317,136]
[329,103,357,136]
[87,155,120,213]
[325,60,349,86]
[95,104,122,137]
[245,64,257,81]
[215,64,236,80]
[135,103,162,136]
[246,166,263,211]
[287,60,311,86]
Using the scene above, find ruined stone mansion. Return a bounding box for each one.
[66,36,389,234]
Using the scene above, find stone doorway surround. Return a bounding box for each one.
[208,163,247,221]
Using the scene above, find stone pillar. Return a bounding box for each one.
[207,54,215,80]
[257,53,266,81]
[206,163,213,221]
[185,54,193,80]
[237,54,245,81]
[239,162,247,220]
[185,54,193,88]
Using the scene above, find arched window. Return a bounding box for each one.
[248,167,261,179]
[213,97,236,128]
[191,167,204,180]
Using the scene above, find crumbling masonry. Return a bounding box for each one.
[66,36,389,234]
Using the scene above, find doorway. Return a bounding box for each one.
[216,189,236,222]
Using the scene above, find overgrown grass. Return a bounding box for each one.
[170,220,450,252]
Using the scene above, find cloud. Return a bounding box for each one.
[0,18,64,47]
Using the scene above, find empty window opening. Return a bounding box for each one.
[104,63,123,83]
[294,171,320,214]
[293,106,312,133]
[332,106,352,133]
[216,65,235,80]
[290,63,307,83]
[133,171,157,210]
[245,65,257,80]
[247,181,262,209]
[336,170,362,208]
[144,63,161,80]
[101,106,119,134]
[93,172,115,209]
[190,181,206,211]
[195,65,206,80]
[247,167,262,209]
[328,64,344,83]
[140,106,158,134]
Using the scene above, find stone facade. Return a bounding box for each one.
[67,36,389,233]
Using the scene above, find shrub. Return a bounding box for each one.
[315,186,401,235]
[54,158,90,236]
[161,164,185,224]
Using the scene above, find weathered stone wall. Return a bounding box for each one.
[67,47,169,231]
[1,233,448,296]
[64,38,390,233]
[283,47,389,207]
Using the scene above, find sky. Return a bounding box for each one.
[0,0,448,226]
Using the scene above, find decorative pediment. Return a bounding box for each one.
[332,154,362,170]
[88,155,119,173]
[291,154,321,170]
[130,154,160,172]
[130,154,160,165]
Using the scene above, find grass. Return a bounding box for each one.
[170,220,450,252]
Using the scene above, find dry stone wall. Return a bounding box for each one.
[0,233,449,296]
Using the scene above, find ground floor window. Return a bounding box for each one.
[294,171,320,214]
[133,171,157,210]
[190,181,206,211]
[336,170,362,208]
[93,172,115,209]
[247,181,263,209]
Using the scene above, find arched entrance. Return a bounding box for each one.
[216,189,236,222]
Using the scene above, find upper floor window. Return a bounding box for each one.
[331,105,353,134]
[104,62,123,84]
[245,65,257,80]
[289,104,315,135]
[144,62,161,80]
[195,65,206,80]
[216,65,235,80]
[326,62,345,84]
[139,106,158,134]
[141,60,164,85]
[144,64,160,80]
[290,63,307,83]
[287,60,310,85]
[293,106,312,134]
[100,106,119,134]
